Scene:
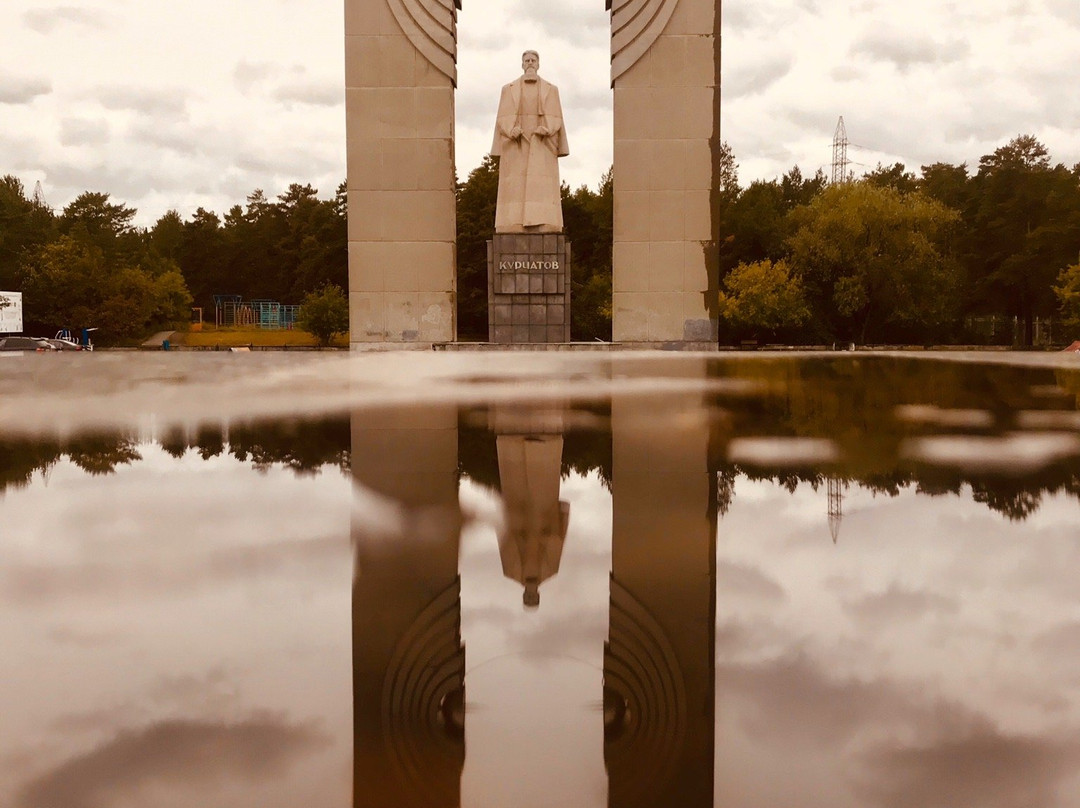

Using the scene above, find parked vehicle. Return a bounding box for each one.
[55,328,95,351]
[0,336,58,352]
[41,337,85,351]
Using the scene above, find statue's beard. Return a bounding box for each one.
[523,67,538,82]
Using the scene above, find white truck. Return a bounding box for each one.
[0,292,23,334]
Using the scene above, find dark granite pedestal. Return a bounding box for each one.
[487,232,572,344]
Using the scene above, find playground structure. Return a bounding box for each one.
[213,295,300,330]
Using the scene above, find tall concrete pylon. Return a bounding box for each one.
[345,0,721,348]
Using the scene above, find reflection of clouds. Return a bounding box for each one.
[718,561,787,604]
[719,653,911,748]
[718,475,1080,804]
[1033,621,1080,656]
[861,727,1080,808]
[845,584,959,625]
[17,717,329,808]
[506,610,610,663]
[48,667,243,737]
[45,625,122,649]
[1,534,347,605]
[718,649,1080,807]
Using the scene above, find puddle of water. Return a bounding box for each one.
[3,353,1080,807]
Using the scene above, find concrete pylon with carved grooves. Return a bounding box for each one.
[608,0,721,348]
[346,0,460,348]
[352,406,464,807]
[606,363,717,806]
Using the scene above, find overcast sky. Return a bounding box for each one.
[2,0,1080,227]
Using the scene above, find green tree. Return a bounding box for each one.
[0,175,56,291]
[563,168,613,341]
[59,191,139,264]
[787,182,960,343]
[964,136,1080,345]
[722,180,787,272]
[864,162,919,195]
[296,283,349,346]
[1054,262,1080,330]
[919,162,971,211]
[455,156,500,339]
[781,165,827,208]
[721,163,826,277]
[177,207,224,308]
[19,235,191,343]
[149,210,185,263]
[718,258,810,340]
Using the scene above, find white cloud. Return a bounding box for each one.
[0,76,52,105]
[22,6,108,34]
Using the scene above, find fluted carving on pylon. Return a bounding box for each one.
[381,579,466,807]
[606,0,681,83]
[388,0,461,84]
[603,577,687,806]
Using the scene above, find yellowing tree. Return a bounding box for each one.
[718,259,810,340]
[1053,262,1080,331]
[787,182,959,344]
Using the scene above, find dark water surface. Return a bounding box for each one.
[3,352,1080,807]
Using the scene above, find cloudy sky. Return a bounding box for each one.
[2,0,1080,227]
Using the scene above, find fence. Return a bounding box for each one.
[964,315,1059,347]
[214,295,300,330]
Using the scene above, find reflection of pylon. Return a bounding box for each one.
[831,117,850,185]
[827,477,843,543]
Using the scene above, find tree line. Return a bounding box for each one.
[0,177,347,344]
[4,131,1079,346]
[716,135,1080,346]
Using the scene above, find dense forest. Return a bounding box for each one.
[3,132,1079,345]
[717,135,1080,346]
[0,177,347,344]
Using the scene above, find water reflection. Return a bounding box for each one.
[3,356,1080,806]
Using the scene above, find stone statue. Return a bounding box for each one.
[491,50,569,233]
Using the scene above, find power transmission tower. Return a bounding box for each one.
[32,180,48,208]
[831,116,850,185]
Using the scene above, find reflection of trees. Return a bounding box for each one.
[0,435,141,489]
[725,462,1080,523]
[703,357,1080,522]
[228,419,350,475]
[66,435,142,475]
[0,416,352,494]
[972,485,1042,522]
[194,425,225,460]
[0,439,63,491]
[4,360,1080,523]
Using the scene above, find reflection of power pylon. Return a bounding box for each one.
[827,477,843,543]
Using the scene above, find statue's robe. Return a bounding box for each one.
[490,76,569,232]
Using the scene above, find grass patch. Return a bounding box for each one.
[173,327,348,349]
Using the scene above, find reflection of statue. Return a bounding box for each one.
[491,50,569,233]
[495,434,570,609]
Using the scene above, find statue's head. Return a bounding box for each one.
[521,50,540,82]
[523,578,540,610]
